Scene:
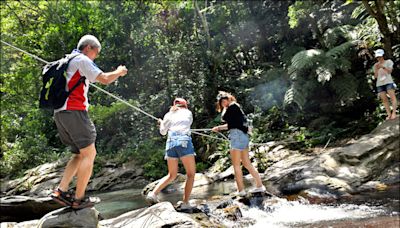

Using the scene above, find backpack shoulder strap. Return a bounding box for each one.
[66,53,87,95]
[65,52,81,62]
[68,76,86,94]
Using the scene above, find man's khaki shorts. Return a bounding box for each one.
[54,110,96,153]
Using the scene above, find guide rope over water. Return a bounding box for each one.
[1,40,229,142]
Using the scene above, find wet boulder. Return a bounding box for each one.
[0,159,147,198]
[37,207,99,228]
[265,118,399,196]
[0,196,62,222]
[222,205,242,221]
[0,220,39,228]
[100,202,199,228]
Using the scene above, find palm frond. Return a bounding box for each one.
[284,84,307,109]
[351,2,369,20]
[288,49,324,77]
[326,41,357,58]
[333,57,352,73]
[322,25,357,48]
[329,73,358,101]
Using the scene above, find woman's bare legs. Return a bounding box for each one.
[379,91,392,120]
[180,155,196,203]
[230,149,245,192]
[241,149,263,188]
[153,158,179,195]
[387,89,398,119]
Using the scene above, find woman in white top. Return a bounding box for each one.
[373,49,397,120]
[146,98,196,209]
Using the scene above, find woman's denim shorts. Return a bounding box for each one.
[377,83,397,93]
[165,132,195,159]
[228,129,249,150]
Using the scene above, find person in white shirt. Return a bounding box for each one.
[146,98,196,210]
[51,35,128,209]
[373,49,397,120]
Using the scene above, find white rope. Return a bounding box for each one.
[191,131,226,141]
[1,40,49,64]
[190,128,212,132]
[89,84,159,121]
[1,39,229,142]
[191,128,229,140]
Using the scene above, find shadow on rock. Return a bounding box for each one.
[0,196,63,222]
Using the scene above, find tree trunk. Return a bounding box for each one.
[362,0,393,58]
[194,0,217,117]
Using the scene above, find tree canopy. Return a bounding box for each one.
[1,0,399,179]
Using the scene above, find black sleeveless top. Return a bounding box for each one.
[221,103,248,133]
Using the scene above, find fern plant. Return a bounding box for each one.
[284,26,360,111]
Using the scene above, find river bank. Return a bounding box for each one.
[1,183,399,227]
[1,118,399,227]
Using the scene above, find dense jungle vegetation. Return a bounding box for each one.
[1,0,399,179]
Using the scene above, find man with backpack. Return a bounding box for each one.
[50,35,128,209]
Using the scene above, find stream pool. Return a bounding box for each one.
[94,181,399,227]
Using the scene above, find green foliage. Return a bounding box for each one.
[288,1,312,29]
[351,0,400,49]
[284,84,308,109]
[329,73,358,102]
[285,35,360,116]
[0,112,61,177]
[195,162,208,173]
[0,0,390,180]
[142,149,167,180]
[110,138,167,180]
[288,49,324,80]
[251,106,286,143]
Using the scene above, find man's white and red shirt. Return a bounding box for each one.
[55,50,103,112]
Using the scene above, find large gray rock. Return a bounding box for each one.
[265,118,399,197]
[0,207,98,228]
[87,165,144,191]
[0,196,62,222]
[1,159,67,197]
[100,202,198,228]
[1,159,147,197]
[37,207,99,228]
[0,220,39,228]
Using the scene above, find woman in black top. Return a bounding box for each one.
[212,91,265,195]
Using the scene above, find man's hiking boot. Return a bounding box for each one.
[71,196,98,210]
[145,191,160,205]
[50,188,74,206]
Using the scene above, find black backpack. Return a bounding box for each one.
[39,54,85,110]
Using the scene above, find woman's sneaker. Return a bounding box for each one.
[231,190,247,197]
[146,191,160,204]
[50,188,73,206]
[176,201,191,210]
[249,185,266,193]
[238,190,247,197]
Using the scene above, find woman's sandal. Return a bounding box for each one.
[50,188,74,206]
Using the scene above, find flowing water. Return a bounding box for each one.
[94,181,400,227]
[95,180,240,218]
